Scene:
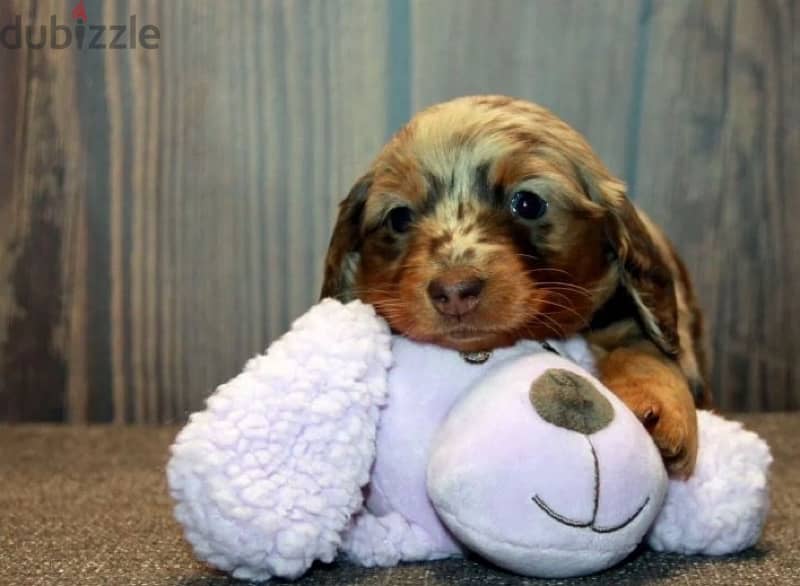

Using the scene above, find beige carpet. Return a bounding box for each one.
[1,414,798,585]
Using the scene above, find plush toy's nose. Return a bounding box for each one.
[529,369,614,434]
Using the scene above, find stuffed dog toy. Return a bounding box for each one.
[167,300,771,581]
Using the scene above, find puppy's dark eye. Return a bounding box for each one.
[510,190,548,220]
[387,206,414,233]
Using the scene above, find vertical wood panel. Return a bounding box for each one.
[411,0,643,177]
[0,0,389,422]
[0,2,26,418]
[111,0,389,421]
[0,1,87,422]
[633,0,799,410]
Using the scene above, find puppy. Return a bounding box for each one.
[320,96,709,477]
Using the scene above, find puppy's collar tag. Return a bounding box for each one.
[460,350,493,364]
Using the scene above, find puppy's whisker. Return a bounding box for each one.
[524,314,566,340]
[518,263,576,277]
[364,293,404,302]
[535,288,578,308]
[534,281,608,300]
[532,281,596,295]
[540,315,568,338]
[521,275,589,288]
[528,288,592,307]
[536,299,590,327]
[372,302,409,312]
[529,280,592,290]
[539,290,588,312]
[350,286,404,298]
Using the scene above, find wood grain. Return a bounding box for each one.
[632,0,799,410]
[411,0,644,178]
[0,0,86,422]
[0,0,389,422]
[0,0,797,421]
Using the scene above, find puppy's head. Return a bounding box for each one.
[322,96,677,353]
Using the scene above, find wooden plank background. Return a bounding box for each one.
[0,0,797,422]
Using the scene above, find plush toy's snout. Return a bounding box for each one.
[529,369,614,435]
[427,355,669,578]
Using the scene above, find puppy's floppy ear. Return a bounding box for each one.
[320,173,373,301]
[582,170,680,357]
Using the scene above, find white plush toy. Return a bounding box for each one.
[167,300,772,581]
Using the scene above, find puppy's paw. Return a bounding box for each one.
[627,390,698,478]
[597,347,699,479]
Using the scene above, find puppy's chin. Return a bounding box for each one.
[425,330,522,353]
[415,320,563,352]
[371,306,527,352]
[388,309,549,352]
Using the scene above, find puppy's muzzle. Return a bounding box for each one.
[427,275,485,317]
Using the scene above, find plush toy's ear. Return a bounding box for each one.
[581,168,679,357]
[320,173,373,301]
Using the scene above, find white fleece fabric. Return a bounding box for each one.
[341,510,444,567]
[167,299,772,581]
[647,410,773,554]
[167,300,392,581]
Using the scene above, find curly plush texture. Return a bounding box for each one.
[646,410,772,554]
[342,511,442,567]
[167,299,772,581]
[167,300,392,581]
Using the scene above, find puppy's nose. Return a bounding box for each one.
[427,277,485,317]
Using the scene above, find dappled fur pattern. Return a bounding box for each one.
[321,96,709,476]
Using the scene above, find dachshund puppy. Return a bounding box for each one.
[320,96,709,478]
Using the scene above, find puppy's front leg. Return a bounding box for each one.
[595,342,698,478]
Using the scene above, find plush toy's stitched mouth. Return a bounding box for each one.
[531,436,651,534]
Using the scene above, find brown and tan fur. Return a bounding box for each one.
[321,96,710,478]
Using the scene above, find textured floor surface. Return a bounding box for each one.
[1,414,798,586]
